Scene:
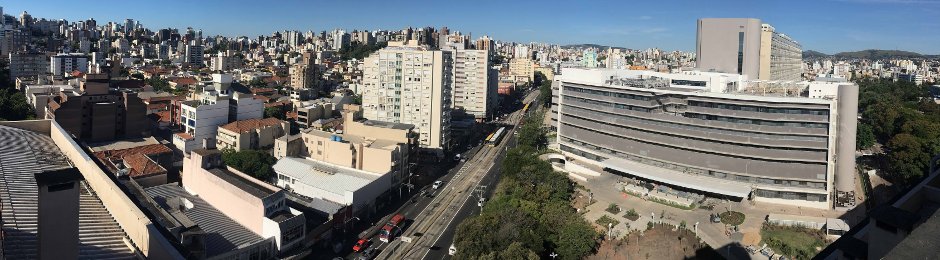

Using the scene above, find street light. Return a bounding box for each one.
[549,252,558,259]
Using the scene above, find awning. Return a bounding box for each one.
[602,157,752,198]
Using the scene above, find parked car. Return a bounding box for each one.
[710,214,721,223]
[352,238,370,252]
[433,181,444,189]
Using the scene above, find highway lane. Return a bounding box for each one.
[423,91,539,259]
[378,91,538,259]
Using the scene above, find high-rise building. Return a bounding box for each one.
[289,64,318,90]
[695,18,762,78]
[123,19,135,35]
[695,18,802,81]
[509,58,535,83]
[759,24,802,82]
[449,48,497,120]
[552,68,858,209]
[9,52,50,79]
[45,74,148,142]
[184,43,204,67]
[361,40,453,154]
[50,53,89,77]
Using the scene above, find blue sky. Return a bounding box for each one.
[5,0,940,54]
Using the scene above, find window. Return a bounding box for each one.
[737,31,744,74]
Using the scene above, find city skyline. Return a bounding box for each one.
[5,0,940,54]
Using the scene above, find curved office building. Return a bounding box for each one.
[552,68,857,209]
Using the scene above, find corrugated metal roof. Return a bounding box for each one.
[145,184,268,257]
[0,124,136,259]
[272,157,383,199]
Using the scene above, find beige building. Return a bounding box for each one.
[451,49,497,120]
[759,24,803,82]
[361,40,452,153]
[535,66,555,81]
[276,105,415,177]
[509,58,535,83]
[290,64,318,90]
[216,118,287,151]
[272,105,417,214]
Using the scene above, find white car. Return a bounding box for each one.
[433,181,443,189]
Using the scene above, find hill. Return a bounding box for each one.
[833,49,924,60]
[562,44,626,50]
[802,50,830,59]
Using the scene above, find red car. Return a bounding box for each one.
[353,238,370,252]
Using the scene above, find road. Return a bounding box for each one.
[373,90,539,260]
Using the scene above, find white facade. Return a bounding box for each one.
[175,75,263,153]
[361,43,453,152]
[50,53,89,77]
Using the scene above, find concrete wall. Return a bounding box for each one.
[695,18,762,79]
[182,152,266,236]
[41,120,184,259]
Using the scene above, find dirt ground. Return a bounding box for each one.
[588,223,722,260]
[572,189,595,212]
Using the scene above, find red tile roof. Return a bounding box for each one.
[122,153,167,178]
[175,132,194,140]
[169,77,198,85]
[219,118,283,133]
[93,144,173,161]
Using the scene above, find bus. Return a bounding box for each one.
[522,102,531,113]
[486,127,506,146]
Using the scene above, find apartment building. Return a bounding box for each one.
[290,63,318,90]
[553,68,858,209]
[174,74,264,153]
[216,117,287,151]
[50,53,89,77]
[45,74,148,142]
[759,24,803,82]
[449,48,497,120]
[273,104,416,214]
[8,52,50,79]
[23,84,74,118]
[361,40,453,153]
[509,58,535,83]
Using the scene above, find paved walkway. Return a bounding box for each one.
[574,169,849,260]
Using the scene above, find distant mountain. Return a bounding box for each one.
[562,44,626,50]
[833,49,924,60]
[802,50,830,59]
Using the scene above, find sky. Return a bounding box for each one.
[4,0,940,54]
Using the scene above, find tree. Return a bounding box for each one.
[499,242,540,260]
[0,60,36,121]
[886,134,929,183]
[264,106,286,120]
[857,123,875,150]
[220,149,277,181]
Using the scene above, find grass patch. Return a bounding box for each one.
[719,211,745,226]
[760,223,826,260]
[623,208,640,221]
[596,215,620,228]
[605,203,621,214]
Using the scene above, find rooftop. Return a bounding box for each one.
[272,157,384,198]
[0,124,136,259]
[360,119,414,130]
[219,118,283,134]
[145,184,266,257]
[207,168,275,199]
[92,143,172,159]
